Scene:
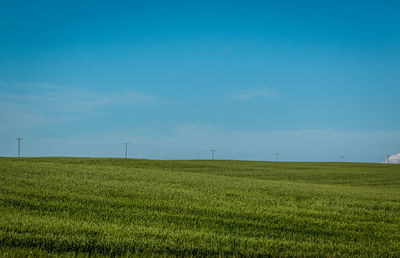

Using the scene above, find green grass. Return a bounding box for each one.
[1,157,399,257]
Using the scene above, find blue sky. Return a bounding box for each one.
[0,0,399,162]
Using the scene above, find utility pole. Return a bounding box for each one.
[341,156,344,162]
[210,150,216,160]
[387,154,390,164]
[17,138,22,157]
[124,143,130,158]
[276,152,279,161]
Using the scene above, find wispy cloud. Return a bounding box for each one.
[4,124,398,162]
[0,84,156,112]
[231,89,279,100]
[384,153,400,164]
[0,83,157,130]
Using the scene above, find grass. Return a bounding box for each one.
[0,157,399,256]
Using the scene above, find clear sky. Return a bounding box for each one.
[0,0,399,162]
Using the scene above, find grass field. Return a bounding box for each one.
[0,157,399,257]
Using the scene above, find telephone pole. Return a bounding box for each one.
[275,153,279,161]
[387,154,390,164]
[210,150,216,160]
[124,143,130,158]
[17,138,22,157]
[341,156,344,162]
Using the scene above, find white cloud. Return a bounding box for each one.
[0,83,157,131]
[1,120,399,162]
[384,153,400,164]
[231,89,279,100]
[0,85,156,112]
[36,125,398,162]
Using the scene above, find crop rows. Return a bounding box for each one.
[0,157,399,256]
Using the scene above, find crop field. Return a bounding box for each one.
[0,157,399,257]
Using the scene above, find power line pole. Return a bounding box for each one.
[124,143,130,158]
[341,156,344,162]
[276,152,279,161]
[210,150,216,160]
[387,154,390,164]
[17,138,22,157]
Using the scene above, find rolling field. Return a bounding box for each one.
[0,157,400,257]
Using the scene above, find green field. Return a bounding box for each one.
[0,157,399,257]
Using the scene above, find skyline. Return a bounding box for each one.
[0,1,399,162]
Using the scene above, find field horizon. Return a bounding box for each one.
[1,156,393,164]
[1,157,400,256]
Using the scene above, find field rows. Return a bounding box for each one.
[0,158,399,256]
